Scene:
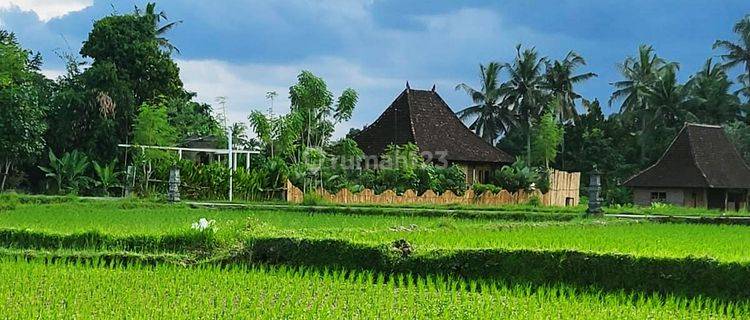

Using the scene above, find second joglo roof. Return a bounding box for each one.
[352,85,514,164]
[623,123,750,189]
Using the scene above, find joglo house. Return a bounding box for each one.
[624,123,750,211]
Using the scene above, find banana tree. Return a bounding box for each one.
[38,150,93,194]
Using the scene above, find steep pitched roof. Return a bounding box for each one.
[623,123,750,189]
[352,87,514,164]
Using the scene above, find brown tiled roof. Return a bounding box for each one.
[353,87,514,164]
[623,123,750,189]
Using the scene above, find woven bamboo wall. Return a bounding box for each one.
[287,170,580,207]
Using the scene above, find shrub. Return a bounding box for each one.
[492,158,539,193]
[472,183,501,196]
[302,192,326,206]
[0,192,19,210]
[527,195,542,207]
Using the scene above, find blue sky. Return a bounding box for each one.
[1,0,749,137]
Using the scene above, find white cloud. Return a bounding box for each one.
[40,68,65,80]
[0,0,92,22]
[176,57,430,138]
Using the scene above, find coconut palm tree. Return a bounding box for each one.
[500,45,549,165]
[647,66,695,128]
[685,58,741,124]
[455,62,516,143]
[135,2,183,53]
[714,15,750,88]
[610,45,677,162]
[543,51,597,123]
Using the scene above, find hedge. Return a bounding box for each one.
[0,229,215,253]
[234,237,750,301]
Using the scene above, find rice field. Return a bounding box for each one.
[2,258,746,319]
[2,200,750,318]
[2,202,750,262]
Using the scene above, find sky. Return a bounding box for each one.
[1,0,749,138]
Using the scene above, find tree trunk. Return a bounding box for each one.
[1,160,10,191]
[526,115,532,167]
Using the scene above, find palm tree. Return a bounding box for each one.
[135,2,182,53]
[500,45,549,165]
[737,74,750,100]
[685,58,741,124]
[714,15,750,88]
[543,51,597,123]
[647,66,694,128]
[610,45,676,162]
[455,62,516,143]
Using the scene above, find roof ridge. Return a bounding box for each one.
[685,124,713,187]
[685,123,722,129]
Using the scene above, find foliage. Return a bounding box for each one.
[542,51,597,123]
[37,150,93,195]
[531,102,564,169]
[0,30,47,191]
[133,102,177,147]
[714,14,750,93]
[92,160,122,196]
[471,183,501,196]
[455,62,516,142]
[527,194,542,206]
[492,158,540,193]
[724,120,750,162]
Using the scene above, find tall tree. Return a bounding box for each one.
[135,2,183,53]
[531,100,564,169]
[610,45,676,162]
[500,45,549,164]
[79,7,185,156]
[543,51,597,123]
[289,71,358,149]
[455,62,516,143]
[685,59,741,124]
[643,66,694,161]
[714,15,750,94]
[0,31,47,190]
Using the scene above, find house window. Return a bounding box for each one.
[650,192,667,203]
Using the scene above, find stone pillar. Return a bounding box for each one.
[168,167,181,203]
[587,168,603,216]
[124,165,134,197]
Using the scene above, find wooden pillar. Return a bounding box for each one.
[724,190,728,211]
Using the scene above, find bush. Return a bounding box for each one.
[302,192,326,206]
[237,236,750,300]
[527,195,542,207]
[472,183,501,196]
[0,192,19,210]
[492,158,539,193]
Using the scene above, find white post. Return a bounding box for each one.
[228,127,233,202]
[246,153,250,170]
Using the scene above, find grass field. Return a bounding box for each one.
[1,199,749,318]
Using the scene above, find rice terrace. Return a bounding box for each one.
[2,1,750,319]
